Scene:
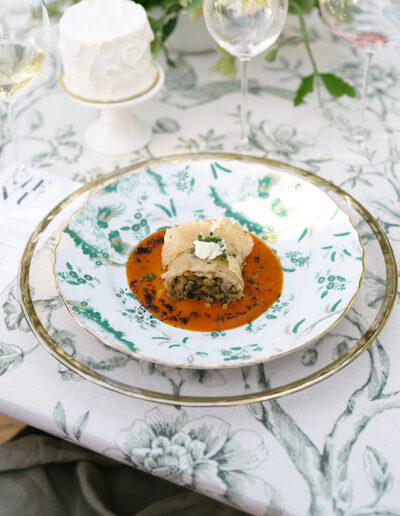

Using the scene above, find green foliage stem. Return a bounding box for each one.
[269,0,356,105]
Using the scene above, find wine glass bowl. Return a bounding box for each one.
[203,0,288,150]
[0,41,46,102]
[0,0,49,176]
[203,0,287,59]
[320,0,400,53]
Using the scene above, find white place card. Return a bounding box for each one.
[0,163,79,294]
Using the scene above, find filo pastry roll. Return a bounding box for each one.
[161,217,254,303]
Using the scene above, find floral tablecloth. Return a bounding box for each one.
[1,14,400,516]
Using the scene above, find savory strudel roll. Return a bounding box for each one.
[161,217,254,303]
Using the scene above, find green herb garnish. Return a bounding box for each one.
[197,234,223,244]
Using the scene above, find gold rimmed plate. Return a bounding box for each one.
[53,155,364,368]
[18,154,397,405]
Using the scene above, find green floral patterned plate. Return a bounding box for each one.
[54,156,364,368]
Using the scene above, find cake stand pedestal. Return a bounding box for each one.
[61,64,164,155]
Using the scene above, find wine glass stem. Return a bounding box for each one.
[359,51,373,129]
[239,57,250,148]
[5,100,21,165]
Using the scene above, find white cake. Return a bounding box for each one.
[59,0,158,102]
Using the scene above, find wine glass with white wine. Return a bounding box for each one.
[203,0,288,151]
[0,0,50,178]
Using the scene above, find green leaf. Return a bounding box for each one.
[294,74,315,106]
[73,411,89,441]
[334,231,351,237]
[0,343,24,376]
[214,47,237,79]
[153,117,180,134]
[42,4,63,18]
[151,34,163,56]
[320,73,356,99]
[148,16,164,33]
[298,228,308,242]
[147,169,167,193]
[54,401,69,437]
[162,0,181,14]
[293,318,306,333]
[364,446,393,496]
[170,198,177,216]
[265,47,279,63]
[184,0,203,10]
[155,203,172,217]
[163,47,176,69]
[214,162,232,173]
[162,16,178,41]
[289,0,315,14]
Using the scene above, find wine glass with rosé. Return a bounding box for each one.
[203,0,288,151]
[0,0,50,179]
[319,0,400,143]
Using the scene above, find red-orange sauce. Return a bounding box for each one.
[126,229,283,332]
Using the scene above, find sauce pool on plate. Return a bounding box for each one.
[126,229,283,332]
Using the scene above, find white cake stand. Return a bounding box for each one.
[61,64,164,155]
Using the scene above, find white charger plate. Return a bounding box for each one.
[54,155,364,368]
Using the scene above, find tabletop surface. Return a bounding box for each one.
[1,13,400,516]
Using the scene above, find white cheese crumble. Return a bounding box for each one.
[193,238,226,260]
[210,219,220,232]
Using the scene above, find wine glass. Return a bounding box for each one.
[0,0,50,179]
[319,0,400,143]
[203,0,288,151]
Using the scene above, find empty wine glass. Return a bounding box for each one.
[0,0,50,178]
[319,0,400,143]
[203,0,288,151]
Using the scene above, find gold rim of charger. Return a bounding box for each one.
[18,153,398,406]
